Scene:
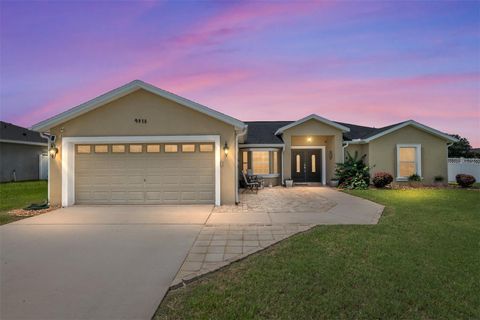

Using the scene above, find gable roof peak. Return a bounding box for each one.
[274,114,350,135]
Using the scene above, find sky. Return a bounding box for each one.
[1,1,479,146]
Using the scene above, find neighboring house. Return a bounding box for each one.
[0,121,48,182]
[31,80,457,206]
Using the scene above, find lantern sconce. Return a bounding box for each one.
[223,141,229,158]
[49,143,59,159]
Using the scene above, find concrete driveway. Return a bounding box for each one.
[0,205,212,320]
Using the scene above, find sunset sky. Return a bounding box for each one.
[1,1,479,145]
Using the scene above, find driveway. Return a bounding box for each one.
[0,188,384,319]
[0,205,212,320]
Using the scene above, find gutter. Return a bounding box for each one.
[235,126,248,205]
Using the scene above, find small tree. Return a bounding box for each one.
[335,151,370,189]
[448,134,474,158]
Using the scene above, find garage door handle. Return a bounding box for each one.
[144,178,146,182]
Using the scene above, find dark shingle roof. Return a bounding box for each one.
[243,120,409,144]
[243,121,293,144]
[0,121,47,144]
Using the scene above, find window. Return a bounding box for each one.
[112,145,125,153]
[242,151,248,173]
[147,144,160,153]
[77,145,91,154]
[397,144,421,180]
[273,151,278,174]
[182,144,195,152]
[164,144,178,153]
[296,154,301,173]
[252,151,270,174]
[200,144,213,152]
[129,144,143,153]
[94,145,108,153]
[312,154,316,173]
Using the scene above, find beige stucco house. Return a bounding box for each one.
[32,80,458,206]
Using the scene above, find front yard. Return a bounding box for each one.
[156,189,479,319]
[0,181,47,225]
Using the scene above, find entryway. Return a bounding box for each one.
[291,148,324,183]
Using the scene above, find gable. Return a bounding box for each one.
[275,114,350,135]
[32,80,245,132]
[50,89,235,136]
[281,118,345,136]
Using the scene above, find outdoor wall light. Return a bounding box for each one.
[307,137,312,142]
[223,141,229,158]
[49,143,59,159]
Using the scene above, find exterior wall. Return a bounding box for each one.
[345,144,369,163]
[282,119,343,183]
[48,89,237,205]
[0,142,47,182]
[368,125,449,183]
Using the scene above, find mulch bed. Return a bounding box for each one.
[8,205,60,217]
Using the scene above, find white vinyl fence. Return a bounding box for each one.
[39,153,49,180]
[448,158,480,182]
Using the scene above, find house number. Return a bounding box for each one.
[134,118,147,124]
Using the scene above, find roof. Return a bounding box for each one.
[243,119,457,145]
[31,80,246,132]
[243,121,292,144]
[0,121,48,145]
[274,114,350,135]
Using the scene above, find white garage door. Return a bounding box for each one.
[75,143,215,204]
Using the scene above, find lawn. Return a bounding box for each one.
[0,181,48,225]
[155,189,480,319]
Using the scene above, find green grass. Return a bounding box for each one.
[155,189,480,319]
[0,181,48,225]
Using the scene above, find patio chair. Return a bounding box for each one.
[242,171,260,193]
[246,169,264,188]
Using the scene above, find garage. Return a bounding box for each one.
[74,143,215,204]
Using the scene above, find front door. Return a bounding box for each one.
[291,149,322,183]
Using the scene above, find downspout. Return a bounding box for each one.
[281,144,285,185]
[40,132,51,204]
[342,142,350,163]
[235,126,248,205]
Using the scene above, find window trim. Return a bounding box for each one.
[396,144,422,181]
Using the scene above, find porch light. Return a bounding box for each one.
[49,143,59,159]
[307,137,312,142]
[223,142,229,158]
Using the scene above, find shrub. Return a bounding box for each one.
[335,151,370,189]
[434,175,444,182]
[456,174,476,188]
[408,174,422,182]
[372,172,393,188]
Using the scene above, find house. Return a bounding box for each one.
[31,80,457,206]
[0,121,48,182]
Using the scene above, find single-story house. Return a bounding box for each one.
[0,121,48,182]
[31,80,458,206]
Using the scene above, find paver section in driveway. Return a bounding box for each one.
[0,207,204,320]
[172,224,314,287]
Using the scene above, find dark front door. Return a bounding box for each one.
[291,149,322,183]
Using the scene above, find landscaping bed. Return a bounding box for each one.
[155,188,479,319]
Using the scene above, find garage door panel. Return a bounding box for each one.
[75,143,214,204]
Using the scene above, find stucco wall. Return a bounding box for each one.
[367,125,449,183]
[48,89,237,205]
[345,144,369,163]
[0,142,47,182]
[282,119,343,183]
